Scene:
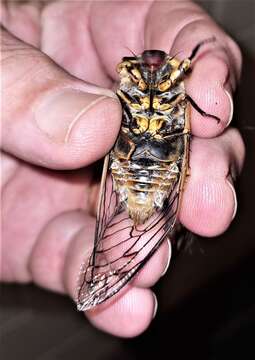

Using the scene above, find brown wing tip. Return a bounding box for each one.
[76,266,139,311]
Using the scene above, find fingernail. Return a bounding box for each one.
[226,179,238,220]
[224,89,234,127]
[160,238,171,277]
[152,292,158,319]
[35,89,109,143]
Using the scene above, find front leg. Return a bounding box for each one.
[163,91,220,124]
[186,94,220,123]
[169,37,216,85]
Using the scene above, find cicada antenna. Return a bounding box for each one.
[169,50,184,60]
[124,46,138,57]
[188,36,216,62]
[168,37,216,61]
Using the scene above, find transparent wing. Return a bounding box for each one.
[76,153,187,311]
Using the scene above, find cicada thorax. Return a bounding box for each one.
[111,51,190,225]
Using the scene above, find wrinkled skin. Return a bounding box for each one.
[1,0,245,337]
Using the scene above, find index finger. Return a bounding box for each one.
[91,1,242,138]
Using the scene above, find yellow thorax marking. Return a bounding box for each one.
[116,61,131,73]
[133,115,165,135]
[140,96,150,109]
[149,117,165,134]
[168,58,180,68]
[133,115,148,134]
[152,97,160,110]
[138,79,147,91]
[158,80,171,92]
[152,97,171,111]
[130,103,142,110]
[131,68,141,80]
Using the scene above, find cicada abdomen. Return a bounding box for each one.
[76,38,219,311]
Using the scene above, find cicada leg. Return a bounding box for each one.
[169,37,216,85]
[185,94,220,123]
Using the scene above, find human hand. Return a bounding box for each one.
[1,0,245,337]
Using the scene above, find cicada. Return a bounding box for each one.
[76,38,219,311]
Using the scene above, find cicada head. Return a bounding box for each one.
[139,49,171,86]
[141,50,167,70]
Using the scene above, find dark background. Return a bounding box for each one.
[1,1,255,359]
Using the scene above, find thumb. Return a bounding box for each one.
[1,27,121,169]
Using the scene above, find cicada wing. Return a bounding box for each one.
[77,141,189,311]
[76,155,122,309]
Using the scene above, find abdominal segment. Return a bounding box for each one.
[110,154,181,225]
